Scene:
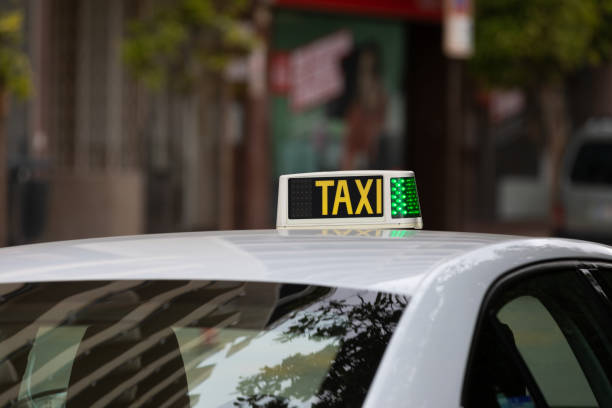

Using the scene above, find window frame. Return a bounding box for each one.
[461,260,612,408]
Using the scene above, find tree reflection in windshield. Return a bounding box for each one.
[234,293,409,408]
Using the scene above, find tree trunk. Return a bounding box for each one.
[538,83,569,226]
[0,92,7,247]
[244,5,271,229]
[446,59,465,230]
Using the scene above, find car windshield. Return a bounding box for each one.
[570,141,612,185]
[0,280,408,408]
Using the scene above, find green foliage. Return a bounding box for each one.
[233,294,409,408]
[235,345,338,406]
[122,0,256,91]
[0,8,31,99]
[472,0,612,87]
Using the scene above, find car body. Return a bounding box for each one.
[1,229,612,407]
[557,118,612,244]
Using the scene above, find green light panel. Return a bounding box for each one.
[390,177,421,218]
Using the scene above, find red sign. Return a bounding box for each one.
[274,0,441,21]
[269,52,291,94]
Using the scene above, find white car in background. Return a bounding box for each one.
[557,118,612,244]
[1,171,612,408]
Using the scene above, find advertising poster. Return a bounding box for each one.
[270,10,406,179]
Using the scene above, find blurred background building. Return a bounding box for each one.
[2,0,612,246]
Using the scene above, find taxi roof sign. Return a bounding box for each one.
[276,170,423,229]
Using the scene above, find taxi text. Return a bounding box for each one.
[315,178,382,216]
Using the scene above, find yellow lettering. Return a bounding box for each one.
[332,180,353,215]
[376,178,382,214]
[355,179,373,214]
[315,180,334,215]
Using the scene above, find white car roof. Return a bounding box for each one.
[1,229,611,296]
[2,230,612,407]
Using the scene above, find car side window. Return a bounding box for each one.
[464,266,612,408]
[497,295,597,407]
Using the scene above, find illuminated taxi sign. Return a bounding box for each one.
[277,170,423,229]
[289,176,383,219]
[390,177,421,218]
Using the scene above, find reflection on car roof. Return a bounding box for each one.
[0,230,610,295]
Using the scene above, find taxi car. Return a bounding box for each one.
[1,170,612,408]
